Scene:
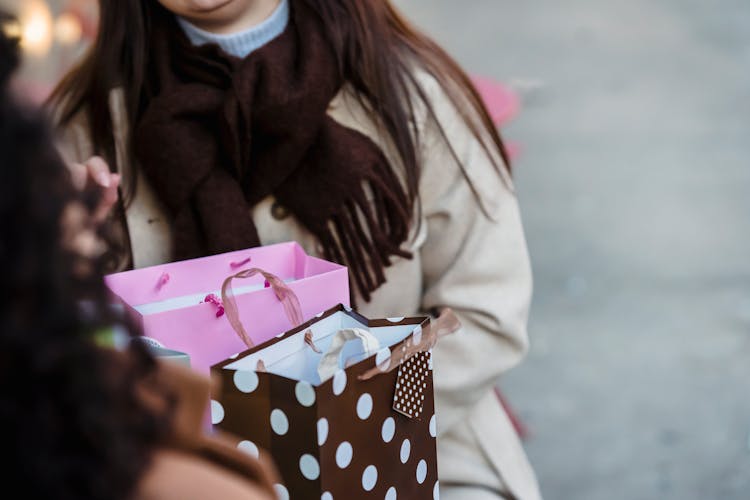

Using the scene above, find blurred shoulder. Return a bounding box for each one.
[135,449,273,500]
[408,66,515,214]
[327,64,459,141]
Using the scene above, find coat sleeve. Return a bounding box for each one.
[416,76,533,435]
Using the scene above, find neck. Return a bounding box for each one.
[183,0,281,34]
[178,0,289,58]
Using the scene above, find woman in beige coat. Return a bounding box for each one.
[53,0,541,498]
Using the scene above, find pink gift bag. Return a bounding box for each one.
[105,242,350,375]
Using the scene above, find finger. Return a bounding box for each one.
[68,162,88,191]
[85,156,112,188]
[101,174,120,208]
[93,174,120,223]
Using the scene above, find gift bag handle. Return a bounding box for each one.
[221,268,304,348]
[317,328,381,382]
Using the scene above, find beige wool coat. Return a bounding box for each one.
[59,70,541,500]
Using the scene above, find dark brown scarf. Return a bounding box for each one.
[134,2,412,301]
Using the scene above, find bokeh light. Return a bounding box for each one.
[19,0,54,56]
[55,12,82,46]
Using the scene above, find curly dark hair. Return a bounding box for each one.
[0,18,171,500]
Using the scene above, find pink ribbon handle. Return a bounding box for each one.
[221,268,304,348]
[357,308,461,381]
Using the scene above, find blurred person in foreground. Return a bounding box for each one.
[51,1,541,498]
[0,19,276,500]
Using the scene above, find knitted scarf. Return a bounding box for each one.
[134,2,412,301]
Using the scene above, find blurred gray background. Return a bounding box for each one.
[396,0,750,499]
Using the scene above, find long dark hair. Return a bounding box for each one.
[0,22,171,500]
[50,0,510,211]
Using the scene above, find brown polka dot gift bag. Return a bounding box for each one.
[211,297,460,500]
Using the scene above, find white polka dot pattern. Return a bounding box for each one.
[392,351,430,418]
[361,465,378,491]
[321,493,333,500]
[210,400,224,424]
[375,347,391,369]
[335,441,353,469]
[332,369,347,395]
[237,440,259,458]
[416,459,427,484]
[270,409,289,435]
[317,418,329,446]
[385,486,398,500]
[295,381,316,407]
[299,454,320,480]
[274,484,289,500]
[381,417,395,443]
[356,393,373,420]
[433,481,440,499]
[233,370,258,393]
[400,439,411,463]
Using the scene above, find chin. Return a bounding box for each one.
[186,0,236,12]
[161,0,238,18]
[161,0,264,32]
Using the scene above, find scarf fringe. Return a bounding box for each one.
[319,167,413,303]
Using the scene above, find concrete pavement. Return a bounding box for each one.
[395,1,750,498]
